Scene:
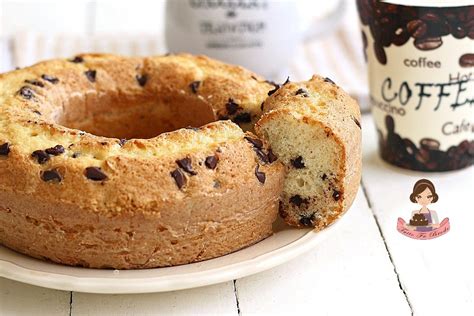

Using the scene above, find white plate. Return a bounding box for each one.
[0,217,342,294]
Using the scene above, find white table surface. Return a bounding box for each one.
[1,114,473,316]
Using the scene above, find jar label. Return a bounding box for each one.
[358,1,474,171]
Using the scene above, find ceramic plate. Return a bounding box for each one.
[0,216,342,294]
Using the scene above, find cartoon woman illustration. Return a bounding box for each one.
[407,179,439,231]
[397,179,450,239]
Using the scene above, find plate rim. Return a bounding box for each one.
[0,219,341,294]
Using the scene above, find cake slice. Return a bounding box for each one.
[255,75,361,229]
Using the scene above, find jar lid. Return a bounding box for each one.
[383,0,472,7]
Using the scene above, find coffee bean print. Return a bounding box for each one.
[255,165,266,184]
[84,70,97,82]
[459,54,474,68]
[41,74,59,84]
[32,150,50,164]
[407,19,427,38]
[357,1,468,62]
[0,143,10,156]
[85,167,107,181]
[45,145,65,156]
[374,42,387,65]
[176,158,197,175]
[379,114,473,171]
[41,169,62,183]
[205,156,218,169]
[24,79,44,87]
[171,168,186,189]
[414,37,442,50]
[136,74,148,87]
[189,81,200,93]
[290,156,305,169]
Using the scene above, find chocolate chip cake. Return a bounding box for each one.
[255,76,362,229]
[410,213,428,226]
[0,53,285,269]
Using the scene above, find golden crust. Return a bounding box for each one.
[255,75,361,230]
[0,53,284,269]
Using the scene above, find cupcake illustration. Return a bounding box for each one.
[397,179,450,240]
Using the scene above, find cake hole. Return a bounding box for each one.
[50,90,216,139]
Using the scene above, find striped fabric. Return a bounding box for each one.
[0,2,369,111]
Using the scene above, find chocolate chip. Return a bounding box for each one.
[299,213,315,227]
[69,56,84,63]
[295,88,309,97]
[136,74,148,87]
[176,158,197,175]
[232,112,251,124]
[84,70,97,82]
[255,149,269,163]
[18,86,34,99]
[290,195,307,207]
[45,145,65,156]
[255,165,266,184]
[268,84,280,96]
[290,156,305,169]
[205,156,218,169]
[41,169,62,182]
[352,116,361,129]
[324,77,335,84]
[283,76,290,85]
[118,139,127,147]
[332,190,341,201]
[72,153,80,158]
[321,173,327,181]
[226,98,240,115]
[189,81,201,93]
[41,74,59,84]
[244,136,263,149]
[85,167,107,181]
[32,150,50,164]
[25,79,44,87]
[0,143,10,156]
[185,126,200,131]
[171,168,186,189]
[267,149,278,163]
